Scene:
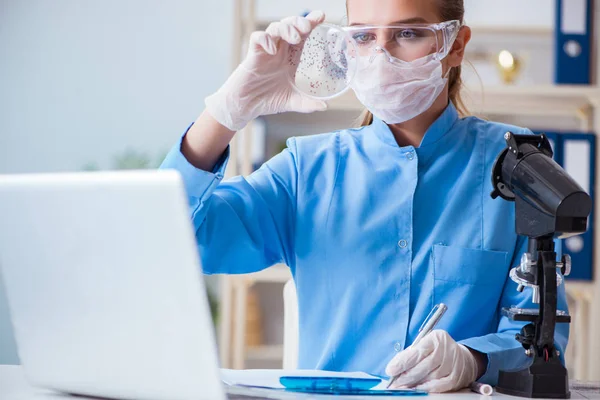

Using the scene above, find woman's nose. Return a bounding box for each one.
[375,39,395,53]
[371,45,393,59]
[374,30,396,52]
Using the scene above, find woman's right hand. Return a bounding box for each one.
[205,10,328,132]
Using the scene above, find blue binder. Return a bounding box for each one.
[537,131,596,281]
[554,0,592,84]
[543,132,562,162]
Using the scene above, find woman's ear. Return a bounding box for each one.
[447,26,471,68]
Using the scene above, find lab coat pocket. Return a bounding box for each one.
[432,244,509,335]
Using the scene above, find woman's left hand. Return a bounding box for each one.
[385,330,484,393]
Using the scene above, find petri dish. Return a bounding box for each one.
[287,23,356,100]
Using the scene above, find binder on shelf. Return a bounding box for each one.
[554,0,593,84]
[562,133,595,281]
[536,131,596,281]
[544,132,562,162]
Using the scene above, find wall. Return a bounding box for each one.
[0,0,233,174]
[0,273,18,364]
[0,0,233,364]
[463,0,553,29]
[255,0,554,27]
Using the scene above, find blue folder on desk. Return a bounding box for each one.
[279,376,428,396]
[222,368,428,396]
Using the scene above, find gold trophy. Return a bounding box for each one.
[496,50,521,84]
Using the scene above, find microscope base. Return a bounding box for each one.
[497,358,570,399]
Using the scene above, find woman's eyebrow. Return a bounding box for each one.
[349,17,431,26]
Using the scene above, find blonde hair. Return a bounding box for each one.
[349,0,468,127]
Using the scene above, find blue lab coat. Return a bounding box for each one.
[160,102,569,385]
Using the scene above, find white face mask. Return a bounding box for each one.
[349,49,450,125]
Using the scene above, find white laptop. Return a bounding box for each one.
[0,170,262,400]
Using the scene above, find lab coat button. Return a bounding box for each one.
[394,342,402,352]
[405,151,415,160]
[398,240,407,248]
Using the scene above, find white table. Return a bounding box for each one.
[1,365,598,400]
[1,365,68,399]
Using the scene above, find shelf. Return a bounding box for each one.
[232,264,292,284]
[245,344,284,361]
[463,85,600,120]
[255,20,553,37]
[566,281,596,302]
[470,84,599,96]
[251,264,291,283]
[327,85,600,121]
[255,18,345,30]
[469,25,552,36]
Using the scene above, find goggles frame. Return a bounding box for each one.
[341,20,462,62]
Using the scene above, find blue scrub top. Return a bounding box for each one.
[160,102,568,385]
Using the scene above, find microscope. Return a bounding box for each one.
[490,132,592,399]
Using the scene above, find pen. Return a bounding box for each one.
[387,303,448,389]
[470,382,493,396]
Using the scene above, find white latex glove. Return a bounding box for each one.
[205,11,328,131]
[385,330,479,393]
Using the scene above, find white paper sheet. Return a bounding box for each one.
[563,139,590,194]
[221,369,389,390]
[561,0,587,35]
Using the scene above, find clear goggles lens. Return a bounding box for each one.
[288,20,460,99]
[343,20,461,62]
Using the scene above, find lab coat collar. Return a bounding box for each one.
[371,102,460,149]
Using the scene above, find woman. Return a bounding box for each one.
[160,0,569,393]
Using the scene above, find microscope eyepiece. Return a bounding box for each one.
[491,132,592,238]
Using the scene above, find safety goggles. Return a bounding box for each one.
[288,20,461,99]
[340,20,462,63]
